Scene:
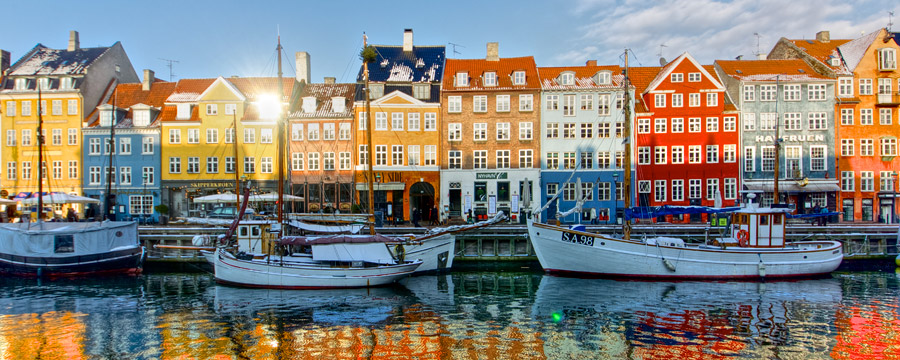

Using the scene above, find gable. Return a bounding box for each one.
[644,52,724,94]
[198,77,246,102]
[370,90,428,106]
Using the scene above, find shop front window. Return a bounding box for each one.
[474,182,488,202]
[842,198,854,222]
[497,181,510,202]
[862,199,873,221]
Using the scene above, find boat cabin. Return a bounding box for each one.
[235,220,276,254]
[730,202,790,248]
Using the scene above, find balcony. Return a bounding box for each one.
[876,92,900,106]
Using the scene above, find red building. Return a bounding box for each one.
[631,52,740,222]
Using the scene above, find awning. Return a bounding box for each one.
[744,182,840,193]
[355,182,406,191]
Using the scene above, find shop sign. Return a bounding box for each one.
[360,171,402,183]
[755,135,825,143]
[476,172,508,180]
[449,182,461,189]
[189,181,235,188]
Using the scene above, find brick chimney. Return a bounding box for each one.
[324,76,336,84]
[68,30,80,51]
[816,31,830,43]
[403,29,414,52]
[142,69,155,91]
[295,52,310,84]
[585,60,597,66]
[486,42,499,61]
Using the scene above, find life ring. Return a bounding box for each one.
[394,244,406,262]
[737,230,750,247]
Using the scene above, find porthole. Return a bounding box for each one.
[115,231,123,237]
[601,242,605,246]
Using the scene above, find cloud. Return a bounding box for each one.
[558,0,898,67]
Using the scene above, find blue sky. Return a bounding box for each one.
[3,0,897,83]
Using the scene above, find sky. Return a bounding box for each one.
[2,0,897,83]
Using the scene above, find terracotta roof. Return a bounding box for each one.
[626,66,661,94]
[443,57,540,91]
[165,78,216,102]
[716,59,831,81]
[289,83,355,118]
[537,65,626,90]
[787,38,851,72]
[86,82,177,128]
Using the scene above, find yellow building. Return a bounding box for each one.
[0,31,138,216]
[159,76,296,218]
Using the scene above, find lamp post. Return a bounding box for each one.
[612,173,619,224]
[893,171,899,224]
[142,173,148,224]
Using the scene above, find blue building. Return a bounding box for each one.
[537,63,634,224]
[82,70,173,222]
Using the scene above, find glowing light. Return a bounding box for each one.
[257,94,281,120]
[551,311,562,323]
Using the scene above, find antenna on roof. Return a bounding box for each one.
[889,11,895,32]
[657,43,667,59]
[159,58,179,81]
[448,42,465,56]
[753,33,762,57]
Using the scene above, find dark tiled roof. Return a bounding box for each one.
[7,44,110,76]
[356,45,446,83]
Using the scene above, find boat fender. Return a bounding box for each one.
[395,244,406,262]
[737,230,750,247]
[758,253,766,278]
[663,259,676,272]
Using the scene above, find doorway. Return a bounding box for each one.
[449,189,461,218]
[409,182,435,224]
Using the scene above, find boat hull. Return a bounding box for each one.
[527,220,843,280]
[0,246,145,277]
[213,249,421,289]
[403,233,455,272]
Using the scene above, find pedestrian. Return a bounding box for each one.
[819,206,828,226]
[412,207,420,227]
[430,205,438,226]
[66,207,77,222]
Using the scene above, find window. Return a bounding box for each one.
[169,129,181,144]
[89,167,101,185]
[783,84,801,101]
[706,145,719,163]
[841,108,854,125]
[861,171,874,192]
[671,180,684,202]
[637,118,651,134]
[22,162,31,180]
[654,146,667,164]
[203,128,218,144]
[448,123,462,141]
[391,145,403,166]
[187,128,200,144]
[861,109,874,125]
[424,145,436,166]
[841,139,854,156]
[563,152,576,169]
[408,145,420,166]
[616,122,624,138]
[744,147,756,173]
[546,95,559,110]
[497,123,510,140]
[859,78,873,95]
[562,182,578,201]
[51,161,62,179]
[743,85,755,101]
[654,180,667,202]
[5,162,15,180]
[759,113,777,130]
[51,100,62,115]
[563,95,576,116]
[638,146,651,165]
[207,157,218,173]
[5,130,14,146]
[21,101,31,116]
[596,182,611,201]
[306,153,318,171]
[456,72,469,86]
[882,138,898,156]
[688,117,701,132]
[654,118,666,133]
[724,178,737,200]
[244,128,256,143]
[375,112,387,130]
[339,152,352,170]
[206,104,218,115]
[51,129,62,146]
[742,113,756,131]
[861,139,875,156]
[142,137,154,154]
[119,166,131,185]
[783,112,801,130]
[337,123,350,140]
[413,84,430,99]
[706,117,718,132]
[358,145,368,166]
[597,152,611,169]
[880,108,893,125]
[391,112,403,130]
[808,84,827,101]
[760,85,776,101]
[473,150,487,169]
[597,94,610,116]
[664,118,681,133]
[671,146,684,164]
[560,72,575,85]
[473,123,487,141]
[841,171,854,191]
[724,144,736,163]
[375,145,387,166]
[408,113,420,131]
[811,146,826,171]
[670,73,683,82]
[654,94,666,108]
[129,195,154,215]
[322,124,334,140]
[785,146,801,176]
[5,101,15,117]
[881,171,895,191]
[638,181,651,194]
[878,48,896,70]
[671,93,683,107]
[546,152,559,169]
[169,157,181,173]
[706,93,718,107]
[688,93,700,107]
[322,153,334,171]
[473,96,487,113]
[292,152,304,170]
[563,123,576,138]
[580,151,593,169]
[513,71,526,85]
[722,116,736,132]
[496,150,510,169]
[581,123,593,138]
[580,94,593,110]
[808,112,827,130]
[424,113,436,131]
[448,151,461,169]
[225,157,235,173]
[483,72,497,86]
[119,137,131,155]
[22,129,34,147]
[225,128,234,143]
[357,112,367,131]
[225,104,236,115]
[88,138,101,155]
[706,178,720,200]
[187,157,200,173]
[597,122,611,138]
[519,122,533,140]
[688,145,702,164]
[688,73,701,82]
[519,149,533,168]
[519,94,533,111]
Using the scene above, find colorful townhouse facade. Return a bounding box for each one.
[288,77,356,213]
[354,29,444,223]
[441,43,541,223]
[82,70,174,222]
[0,31,138,217]
[715,59,838,213]
[771,29,900,223]
[630,53,740,222]
[158,76,296,218]
[537,62,630,224]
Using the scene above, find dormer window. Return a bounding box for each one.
[559,72,575,86]
[331,96,346,113]
[100,109,114,127]
[302,96,317,113]
[380,59,389,68]
[59,77,74,90]
[413,84,430,100]
[878,48,896,71]
[670,73,684,82]
[176,103,192,120]
[368,84,384,99]
[830,57,842,67]
[38,78,51,90]
[456,72,469,87]
[134,109,151,127]
[14,78,27,90]
[513,71,526,85]
[484,72,497,87]
[415,58,425,68]
[593,71,611,85]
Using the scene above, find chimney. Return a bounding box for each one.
[324,76,336,84]
[585,60,597,66]
[0,50,9,77]
[68,30,80,51]
[295,52,310,84]
[816,31,830,43]
[142,69,155,91]
[403,29,414,52]
[486,42,499,61]
[757,53,767,60]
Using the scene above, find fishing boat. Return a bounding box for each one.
[526,51,843,280]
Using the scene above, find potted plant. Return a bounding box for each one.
[154,204,169,225]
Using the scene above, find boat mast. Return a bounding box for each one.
[363,35,376,235]
[623,50,632,240]
[106,88,117,220]
[276,35,285,237]
[772,75,781,203]
[37,87,44,221]
[232,112,241,208]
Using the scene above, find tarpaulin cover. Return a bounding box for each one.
[625,205,741,220]
[278,234,399,246]
[0,221,139,257]
[311,243,395,264]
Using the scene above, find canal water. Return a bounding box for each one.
[0,269,897,359]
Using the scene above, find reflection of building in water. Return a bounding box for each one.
[832,304,900,359]
[0,311,86,359]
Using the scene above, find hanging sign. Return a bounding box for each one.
[488,195,497,215]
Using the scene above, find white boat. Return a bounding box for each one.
[212,234,421,289]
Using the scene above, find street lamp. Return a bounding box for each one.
[142,173,148,224]
[612,172,619,224]
[893,171,899,224]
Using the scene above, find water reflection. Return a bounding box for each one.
[0,271,898,358]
